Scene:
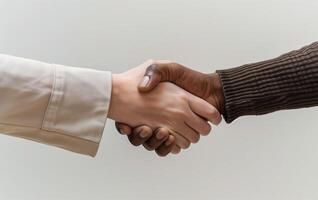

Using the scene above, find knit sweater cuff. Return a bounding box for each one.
[216,42,318,123]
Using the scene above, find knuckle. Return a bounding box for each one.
[153,128,169,142]
[181,93,188,101]
[174,94,188,106]
[156,150,168,157]
[146,63,159,72]
[134,125,152,135]
[157,127,169,135]
[129,138,140,147]
[143,143,155,151]
[207,107,218,118]
[147,145,155,151]
[145,64,158,76]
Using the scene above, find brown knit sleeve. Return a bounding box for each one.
[216,42,318,123]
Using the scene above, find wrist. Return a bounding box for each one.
[108,73,125,121]
[209,72,225,114]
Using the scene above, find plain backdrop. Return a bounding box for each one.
[0,0,318,200]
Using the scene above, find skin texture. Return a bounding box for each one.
[109,60,221,152]
[115,124,179,156]
[115,60,225,156]
[139,63,225,113]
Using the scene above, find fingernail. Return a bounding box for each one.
[215,118,222,126]
[165,139,172,146]
[121,127,130,135]
[156,131,165,139]
[139,76,150,87]
[139,130,149,138]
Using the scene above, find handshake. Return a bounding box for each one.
[108,60,225,156]
[0,42,313,157]
[106,42,318,157]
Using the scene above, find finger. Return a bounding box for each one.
[115,122,133,135]
[128,126,153,146]
[155,135,176,157]
[138,64,164,92]
[143,128,169,151]
[169,130,191,149]
[176,122,200,144]
[138,62,205,95]
[185,111,211,136]
[171,145,181,154]
[138,63,184,92]
[188,94,222,125]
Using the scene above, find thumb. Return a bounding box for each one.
[138,64,164,92]
[138,62,201,95]
[188,94,222,125]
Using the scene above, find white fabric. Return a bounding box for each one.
[0,54,111,156]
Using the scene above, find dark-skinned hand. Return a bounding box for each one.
[115,60,224,157]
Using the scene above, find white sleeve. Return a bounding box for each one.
[0,54,111,157]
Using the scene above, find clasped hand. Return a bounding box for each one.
[108,60,224,156]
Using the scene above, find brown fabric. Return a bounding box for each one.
[216,42,318,123]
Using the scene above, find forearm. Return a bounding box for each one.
[216,42,318,123]
[0,54,111,156]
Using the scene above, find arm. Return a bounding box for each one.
[0,56,219,157]
[139,42,318,122]
[0,54,111,156]
[119,42,318,155]
[216,42,318,122]
[108,61,220,150]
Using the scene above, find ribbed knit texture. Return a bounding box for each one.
[216,42,318,123]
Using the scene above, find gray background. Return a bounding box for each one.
[0,0,317,199]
